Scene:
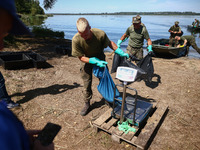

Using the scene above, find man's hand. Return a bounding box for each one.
[33,140,54,150]
[89,57,107,67]
[115,48,129,58]
[147,45,153,52]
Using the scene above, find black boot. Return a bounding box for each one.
[80,102,90,116]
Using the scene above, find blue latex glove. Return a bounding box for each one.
[117,38,128,48]
[147,45,153,52]
[117,40,122,48]
[115,48,129,58]
[89,57,108,67]
[194,26,196,28]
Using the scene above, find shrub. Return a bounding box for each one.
[32,25,65,39]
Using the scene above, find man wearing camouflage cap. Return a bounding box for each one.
[136,15,145,27]
[117,16,153,61]
[168,21,182,46]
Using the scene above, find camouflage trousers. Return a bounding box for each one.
[188,39,200,54]
[80,63,93,103]
[169,37,178,47]
[126,45,143,62]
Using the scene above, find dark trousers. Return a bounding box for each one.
[0,72,11,103]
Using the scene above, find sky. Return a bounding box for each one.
[39,0,200,13]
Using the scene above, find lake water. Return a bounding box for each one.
[42,15,200,59]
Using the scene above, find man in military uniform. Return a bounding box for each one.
[117,16,153,61]
[72,17,129,116]
[193,19,199,27]
[175,35,200,55]
[168,21,182,46]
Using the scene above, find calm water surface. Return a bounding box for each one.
[42,15,200,59]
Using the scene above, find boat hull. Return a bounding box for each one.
[187,25,200,32]
[152,39,187,58]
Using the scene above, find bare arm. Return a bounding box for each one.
[177,39,187,47]
[120,33,128,41]
[147,38,152,46]
[108,40,118,51]
[78,56,90,63]
[168,29,173,33]
[183,39,187,46]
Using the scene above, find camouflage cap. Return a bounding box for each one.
[175,21,179,25]
[132,17,141,23]
[136,15,141,20]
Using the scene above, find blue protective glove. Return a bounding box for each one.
[147,45,153,52]
[194,26,196,28]
[115,48,129,58]
[117,40,122,48]
[117,38,128,48]
[89,57,108,67]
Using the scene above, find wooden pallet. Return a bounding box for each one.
[92,102,168,150]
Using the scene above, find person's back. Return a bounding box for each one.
[0,101,30,150]
[182,35,194,43]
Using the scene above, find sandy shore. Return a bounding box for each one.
[1,37,200,150]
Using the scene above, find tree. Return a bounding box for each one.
[42,0,57,10]
[15,0,44,15]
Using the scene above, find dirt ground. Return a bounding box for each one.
[1,37,200,150]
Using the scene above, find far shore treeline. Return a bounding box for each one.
[47,12,200,15]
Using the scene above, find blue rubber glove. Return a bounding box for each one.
[194,26,196,28]
[117,38,128,48]
[89,57,108,67]
[115,48,129,58]
[147,45,153,52]
[117,40,122,48]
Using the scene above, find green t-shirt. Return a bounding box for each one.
[125,25,150,48]
[72,28,110,60]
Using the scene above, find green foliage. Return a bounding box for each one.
[20,14,48,26]
[32,25,65,39]
[43,0,57,10]
[15,0,44,15]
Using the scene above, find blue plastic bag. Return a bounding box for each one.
[93,66,121,103]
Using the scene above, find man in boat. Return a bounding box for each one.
[168,21,182,47]
[72,17,129,116]
[193,19,199,27]
[175,35,200,55]
[117,16,153,62]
